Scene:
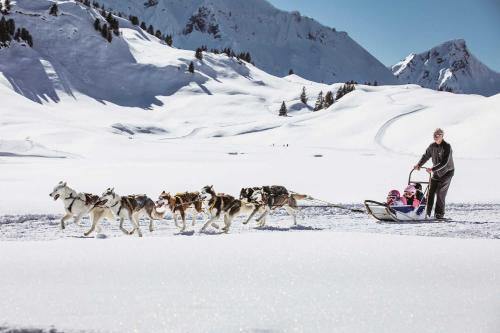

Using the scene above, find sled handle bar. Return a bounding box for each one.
[408,168,432,185]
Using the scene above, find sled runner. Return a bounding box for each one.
[365,169,434,222]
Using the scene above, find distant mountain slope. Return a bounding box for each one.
[96,0,397,84]
[1,0,289,108]
[392,39,500,96]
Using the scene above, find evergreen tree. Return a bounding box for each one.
[106,29,112,42]
[195,48,203,60]
[26,32,33,47]
[335,85,345,100]
[155,29,162,38]
[165,34,173,46]
[93,18,101,31]
[289,69,294,75]
[140,22,147,30]
[101,23,108,39]
[300,86,307,104]
[314,91,324,111]
[129,15,139,26]
[147,24,154,35]
[188,61,194,73]
[335,83,355,101]
[373,80,378,86]
[49,3,59,16]
[279,101,288,116]
[6,18,14,35]
[237,51,251,63]
[20,28,33,47]
[0,16,11,45]
[324,91,334,108]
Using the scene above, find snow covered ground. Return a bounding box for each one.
[2,203,500,241]
[2,83,500,214]
[1,1,500,332]
[1,232,500,333]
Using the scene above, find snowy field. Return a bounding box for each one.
[1,232,500,333]
[1,203,500,241]
[1,1,500,332]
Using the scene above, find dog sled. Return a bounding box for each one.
[364,169,434,222]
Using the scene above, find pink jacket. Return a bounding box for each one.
[400,196,421,208]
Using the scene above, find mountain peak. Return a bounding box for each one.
[97,0,397,84]
[392,39,500,96]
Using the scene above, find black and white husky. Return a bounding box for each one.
[200,185,256,233]
[242,186,307,227]
[49,181,115,236]
[98,188,165,237]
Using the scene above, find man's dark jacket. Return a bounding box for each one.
[417,140,454,179]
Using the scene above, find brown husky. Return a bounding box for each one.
[157,191,205,232]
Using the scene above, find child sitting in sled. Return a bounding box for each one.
[400,185,421,208]
[412,183,426,204]
[386,190,403,206]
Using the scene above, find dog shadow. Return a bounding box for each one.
[174,230,196,236]
[198,229,226,236]
[255,224,323,232]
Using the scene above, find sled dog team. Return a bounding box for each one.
[49,181,307,237]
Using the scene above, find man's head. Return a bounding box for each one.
[433,128,444,144]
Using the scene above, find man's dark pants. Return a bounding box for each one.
[427,169,454,218]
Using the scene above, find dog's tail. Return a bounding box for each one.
[291,193,307,201]
[148,205,166,220]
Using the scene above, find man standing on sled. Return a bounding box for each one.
[414,128,455,220]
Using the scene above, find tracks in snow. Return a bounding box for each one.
[374,97,428,154]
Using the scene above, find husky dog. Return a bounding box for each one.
[98,188,165,237]
[239,186,292,224]
[239,186,269,224]
[156,191,205,232]
[247,186,307,227]
[200,185,256,233]
[49,181,115,236]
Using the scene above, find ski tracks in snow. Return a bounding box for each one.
[375,90,429,153]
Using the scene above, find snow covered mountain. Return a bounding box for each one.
[392,39,500,96]
[94,0,397,84]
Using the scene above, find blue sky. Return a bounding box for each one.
[267,0,500,71]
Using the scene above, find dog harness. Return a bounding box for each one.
[113,200,123,215]
[65,194,79,213]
